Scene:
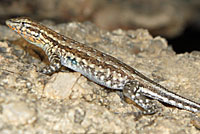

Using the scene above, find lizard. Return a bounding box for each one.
[5,17,200,115]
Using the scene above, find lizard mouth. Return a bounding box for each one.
[6,20,16,31]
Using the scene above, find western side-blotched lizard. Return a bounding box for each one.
[5,17,200,115]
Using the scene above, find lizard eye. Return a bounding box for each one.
[22,22,25,25]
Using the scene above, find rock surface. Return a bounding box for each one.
[0,20,200,133]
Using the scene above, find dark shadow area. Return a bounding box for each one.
[168,25,200,54]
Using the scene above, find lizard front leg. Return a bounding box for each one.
[40,52,61,75]
[123,80,159,115]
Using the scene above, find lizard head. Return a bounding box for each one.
[6,17,46,48]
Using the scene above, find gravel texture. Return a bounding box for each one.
[0,20,200,133]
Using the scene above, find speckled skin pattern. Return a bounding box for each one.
[6,17,200,115]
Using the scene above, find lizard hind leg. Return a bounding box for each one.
[123,80,159,115]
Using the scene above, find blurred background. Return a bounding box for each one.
[1,0,200,53]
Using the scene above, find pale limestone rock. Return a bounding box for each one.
[44,72,87,100]
[2,101,36,126]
